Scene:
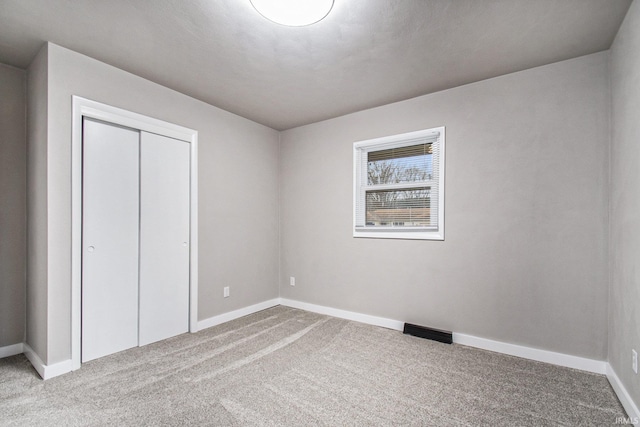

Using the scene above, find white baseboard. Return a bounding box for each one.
[607,363,640,421]
[197,298,281,331]
[279,298,606,374]
[0,342,24,358]
[23,344,73,380]
[279,298,405,331]
[452,333,607,374]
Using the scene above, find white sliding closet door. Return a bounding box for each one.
[82,119,140,363]
[139,132,190,346]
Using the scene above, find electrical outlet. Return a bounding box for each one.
[633,349,638,374]
[223,286,230,298]
[290,276,295,286]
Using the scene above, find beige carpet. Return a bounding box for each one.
[0,306,626,426]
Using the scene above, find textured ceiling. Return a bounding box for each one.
[0,0,632,130]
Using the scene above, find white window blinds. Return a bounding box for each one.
[353,127,445,240]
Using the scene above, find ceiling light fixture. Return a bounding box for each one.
[250,0,334,27]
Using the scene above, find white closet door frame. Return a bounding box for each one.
[71,96,199,371]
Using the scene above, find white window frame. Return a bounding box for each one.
[353,127,445,240]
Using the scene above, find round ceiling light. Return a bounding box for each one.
[250,0,334,27]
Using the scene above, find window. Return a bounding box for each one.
[353,127,445,240]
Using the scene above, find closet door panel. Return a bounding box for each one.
[139,132,190,346]
[82,119,140,362]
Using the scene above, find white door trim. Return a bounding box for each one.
[71,96,199,371]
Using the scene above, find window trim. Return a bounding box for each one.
[353,127,445,240]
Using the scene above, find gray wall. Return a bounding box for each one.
[280,52,610,360]
[26,44,48,361]
[30,43,280,365]
[610,0,640,408]
[0,63,26,348]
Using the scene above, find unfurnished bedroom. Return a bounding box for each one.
[0,0,638,425]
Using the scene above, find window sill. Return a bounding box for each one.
[353,229,444,241]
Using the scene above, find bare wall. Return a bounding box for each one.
[280,52,610,360]
[35,43,280,365]
[26,44,49,361]
[610,0,640,408]
[0,63,26,348]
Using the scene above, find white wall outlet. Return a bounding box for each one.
[223,286,230,298]
[633,349,638,374]
[290,276,295,286]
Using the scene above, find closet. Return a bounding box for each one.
[81,118,190,362]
